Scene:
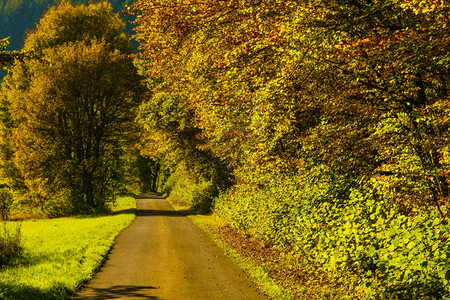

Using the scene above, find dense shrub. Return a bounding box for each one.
[215,176,450,299]
[0,188,13,220]
[164,164,216,213]
[0,223,22,267]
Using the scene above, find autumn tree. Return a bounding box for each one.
[132,0,449,209]
[299,0,450,212]
[0,37,28,195]
[132,0,449,297]
[0,37,30,70]
[1,1,143,211]
[130,0,377,204]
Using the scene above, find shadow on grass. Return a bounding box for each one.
[0,282,74,300]
[75,285,162,299]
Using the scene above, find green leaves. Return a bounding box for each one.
[1,1,143,212]
[216,176,450,298]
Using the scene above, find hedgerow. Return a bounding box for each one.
[215,176,450,299]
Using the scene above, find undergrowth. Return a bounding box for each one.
[164,164,216,213]
[215,176,450,299]
[0,223,22,267]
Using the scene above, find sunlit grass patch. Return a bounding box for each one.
[0,196,136,300]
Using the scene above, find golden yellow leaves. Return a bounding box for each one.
[399,0,447,14]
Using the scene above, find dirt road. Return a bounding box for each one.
[75,195,268,299]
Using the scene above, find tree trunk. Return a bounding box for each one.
[151,163,161,192]
[83,172,95,207]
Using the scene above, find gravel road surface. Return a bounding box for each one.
[75,195,268,300]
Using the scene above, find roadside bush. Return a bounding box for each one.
[0,188,14,220]
[164,164,216,213]
[215,176,450,299]
[0,223,22,267]
[311,189,450,299]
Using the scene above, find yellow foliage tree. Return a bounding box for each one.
[1,1,143,212]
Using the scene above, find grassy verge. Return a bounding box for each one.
[168,194,292,300]
[0,196,136,300]
[188,213,350,300]
[170,193,347,300]
[189,214,293,300]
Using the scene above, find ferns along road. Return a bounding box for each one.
[75,195,268,299]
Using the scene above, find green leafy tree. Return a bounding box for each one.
[1,1,143,211]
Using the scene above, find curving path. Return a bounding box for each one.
[75,195,268,300]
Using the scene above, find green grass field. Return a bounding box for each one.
[0,196,136,300]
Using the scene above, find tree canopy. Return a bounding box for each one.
[0,0,133,50]
[131,0,450,297]
[132,0,449,210]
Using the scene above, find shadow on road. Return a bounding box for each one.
[76,285,162,299]
[135,195,163,200]
[137,209,183,217]
[134,195,208,217]
[136,208,210,217]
